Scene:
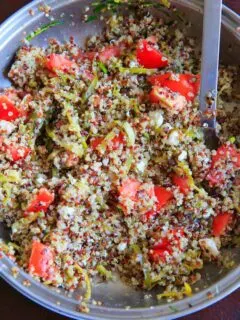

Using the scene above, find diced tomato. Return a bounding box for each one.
[0,95,21,122]
[8,144,31,162]
[149,248,168,263]
[149,86,163,104]
[211,145,240,168]
[90,137,104,150]
[99,45,121,63]
[149,228,184,262]
[149,86,187,112]
[206,169,225,187]
[119,178,141,201]
[172,173,190,195]
[207,145,240,186]
[144,186,173,220]
[0,140,31,162]
[152,237,171,250]
[110,132,125,150]
[148,73,200,101]
[91,133,125,151]
[45,54,75,73]
[74,50,97,62]
[29,241,54,278]
[136,39,168,69]
[154,186,173,210]
[212,212,232,237]
[25,188,55,215]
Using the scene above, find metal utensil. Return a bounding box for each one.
[0,1,240,320]
[199,0,222,150]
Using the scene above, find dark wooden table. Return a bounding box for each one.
[0,1,240,319]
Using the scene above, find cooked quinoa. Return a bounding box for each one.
[0,11,240,301]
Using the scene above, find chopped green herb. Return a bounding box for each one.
[98,61,108,74]
[25,20,63,42]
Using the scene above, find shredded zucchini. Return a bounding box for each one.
[46,126,85,157]
[119,67,156,75]
[0,170,21,184]
[82,76,98,103]
[121,122,135,146]
[75,264,92,301]
[97,265,113,280]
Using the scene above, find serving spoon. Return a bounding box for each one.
[199,0,222,150]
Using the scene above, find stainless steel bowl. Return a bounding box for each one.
[0,1,240,319]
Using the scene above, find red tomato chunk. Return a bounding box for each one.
[25,188,55,215]
[212,212,232,237]
[149,229,185,262]
[0,139,30,162]
[46,54,75,73]
[29,241,54,278]
[99,45,122,63]
[119,178,141,201]
[0,95,21,122]
[154,186,173,210]
[136,39,168,69]
[148,73,200,101]
[172,173,190,195]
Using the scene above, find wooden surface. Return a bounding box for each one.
[0,1,239,319]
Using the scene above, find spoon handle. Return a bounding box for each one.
[199,0,222,129]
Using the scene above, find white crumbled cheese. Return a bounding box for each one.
[199,238,220,257]
[136,159,147,173]
[149,110,164,128]
[166,130,180,146]
[117,242,127,251]
[0,120,16,134]
[178,150,187,161]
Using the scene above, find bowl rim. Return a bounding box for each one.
[0,1,240,319]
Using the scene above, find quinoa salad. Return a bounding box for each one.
[0,11,240,303]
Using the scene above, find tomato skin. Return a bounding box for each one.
[99,45,121,63]
[0,96,21,122]
[148,73,200,101]
[24,188,54,215]
[119,178,141,201]
[46,54,74,72]
[29,241,54,278]
[154,186,173,210]
[212,212,232,237]
[136,39,168,69]
[172,174,190,195]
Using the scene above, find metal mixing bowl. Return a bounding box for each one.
[0,1,240,319]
